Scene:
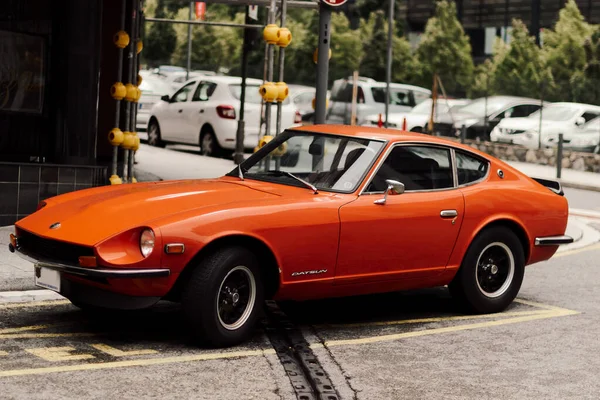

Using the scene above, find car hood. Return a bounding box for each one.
[496,117,558,131]
[16,180,278,246]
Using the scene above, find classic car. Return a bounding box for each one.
[8,125,573,347]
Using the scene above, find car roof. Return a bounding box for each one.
[183,76,264,85]
[369,82,431,93]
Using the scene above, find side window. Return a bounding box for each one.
[171,81,196,103]
[582,112,600,123]
[192,82,217,101]
[510,105,538,118]
[371,88,411,106]
[366,146,453,192]
[456,151,489,186]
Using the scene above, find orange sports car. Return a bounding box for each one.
[9,125,572,347]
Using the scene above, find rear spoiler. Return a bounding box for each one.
[532,177,564,196]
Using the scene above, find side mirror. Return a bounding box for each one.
[309,142,324,156]
[161,94,170,102]
[575,117,586,126]
[374,179,405,205]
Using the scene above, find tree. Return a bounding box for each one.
[415,0,474,95]
[359,11,388,81]
[572,28,600,105]
[543,0,593,101]
[142,0,178,67]
[470,38,508,98]
[492,19,552,98]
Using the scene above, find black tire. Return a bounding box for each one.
[147,119,165,148]
[181,246,264,347]
[200,128,222,157]
[449,226,525,314]
[410,127,423,133]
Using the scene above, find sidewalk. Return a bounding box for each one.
[507,161,600,192]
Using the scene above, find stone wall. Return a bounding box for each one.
[460,140,600,173]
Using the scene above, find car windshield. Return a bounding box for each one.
[457,97,513,117]
[230,131,385,193]
[528,105,579,121]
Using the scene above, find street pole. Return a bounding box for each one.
[314,4,331,125]
[384,0,394,129]
[538,84,544,149]
[234,7,251,165]
[186,2,193,80]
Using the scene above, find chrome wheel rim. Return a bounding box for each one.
[475,242,514,298]
[201,133,214,156]
[217,266,256,331]
[148,123,159,145]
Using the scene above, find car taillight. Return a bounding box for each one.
[217,105,236,119]
[294,110,302,124]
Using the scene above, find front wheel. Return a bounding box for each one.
[200,129,222,157]
[449,227,525,314]
[147,120,165,148]
[181,247,264,347]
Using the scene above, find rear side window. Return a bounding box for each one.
[371,88,412,106]
[456,151,488,185]
[330,82,364,103]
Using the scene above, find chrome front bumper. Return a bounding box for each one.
[8,243,170,279]
[534,235,574,246]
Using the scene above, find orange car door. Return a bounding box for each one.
[335,144,464,284]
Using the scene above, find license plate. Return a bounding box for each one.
[34,266,61,292]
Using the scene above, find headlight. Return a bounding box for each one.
[140,229,155,258]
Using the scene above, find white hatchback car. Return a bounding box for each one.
[147,76,301,157]
[490,102,600,149]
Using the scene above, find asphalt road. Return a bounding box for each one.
[1,242,599,399]
[563,187,600,211]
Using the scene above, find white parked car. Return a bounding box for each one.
[136,71,173,132]
[563,116,600,153]
[147,76,301,157]
[362,98,471,132]
[490,102,600,149]
[158,70,218,92]
[326,77,431,125]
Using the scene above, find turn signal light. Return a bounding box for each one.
[9,234,17,248]
[294,110,302,124]
[165,243,185,254]
[216,105,236,119]
[78,256,97,268]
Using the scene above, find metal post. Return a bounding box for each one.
[557,133,563,179]
[122,0,137,183]
[314,4,331,125]
[187,2,193,80]
[461,124,466,144]
[128,0,141,183]
[111,0,127,182]
[264,0,276,172]
[384,0,394,129]
[538,85,544,149]
[483,94,488,141]
[234,7,251,165]
[275,0,287,171]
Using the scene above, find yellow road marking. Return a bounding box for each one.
[316,309,547,329]
[0,351,8,356]
[91,344,158,357]
[0,300,71,310]
[513,298,565,311]
[0,325,52,335]
[25,347,95,362]
[0,332,96,340]
[323,307,579,348]
[554,243,600,259]
[0,349,276,378]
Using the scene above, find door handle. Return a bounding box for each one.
[178,109,183,113]
[199,109,204,114]
[440,210,458,218]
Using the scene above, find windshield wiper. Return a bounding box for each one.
[266,170,318,194]
[238,164,244,181]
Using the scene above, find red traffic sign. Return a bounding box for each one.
[321,0,348,7]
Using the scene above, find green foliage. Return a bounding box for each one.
[543,0,593,101]
[142,0,178,67]
[415,0,474,95]
[470,39,508,98]
[572,28,600,105]
[492,19,553,98]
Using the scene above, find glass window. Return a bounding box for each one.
[231,131,385,193]
[413,90,431,105]
[192,82,217,101]
[171,81,196,103]
[456,151,489,186]
[366,146,454,192]
[582,112,600,123]
[529,105,579,121]
[371,88,412,106]
[330,82,364,103]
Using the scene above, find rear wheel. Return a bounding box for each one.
[147,119,165,148]
[449,227,525,314]
[200,128,222,157]
[410,126,423,133]
[181,247,264,347]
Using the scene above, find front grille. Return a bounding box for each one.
[434,123,455,137]
[17,230,94,265]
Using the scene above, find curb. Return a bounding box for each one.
[560,181,600,193]
[0,290,64,304]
